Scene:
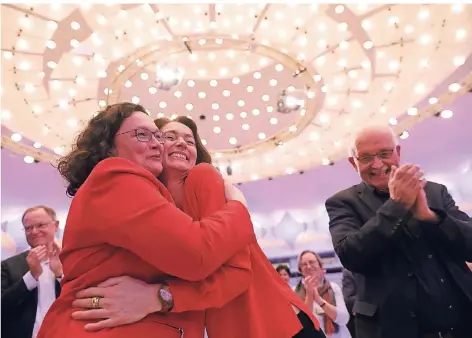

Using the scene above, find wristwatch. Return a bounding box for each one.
[157,282,174,313]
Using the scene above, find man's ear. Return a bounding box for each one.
[348,157,358,172]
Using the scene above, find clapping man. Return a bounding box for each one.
[326,125,472,338]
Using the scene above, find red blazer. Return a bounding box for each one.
[166,163,321,338]
[37,158,256,338]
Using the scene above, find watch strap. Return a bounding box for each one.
[158,283,174,313]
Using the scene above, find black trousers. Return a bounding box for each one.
[293,311,326,338]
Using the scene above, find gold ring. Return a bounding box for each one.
[91,296,102,309]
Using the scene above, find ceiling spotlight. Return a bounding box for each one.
[156,64,184,91]
[276,89,306,114]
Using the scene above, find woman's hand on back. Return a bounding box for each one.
[224,180,247,207]
[71,276,162,331]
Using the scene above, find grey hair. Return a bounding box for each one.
[348,124,398,157]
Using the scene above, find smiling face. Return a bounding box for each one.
[278,269,291,284]
[23,208,59,248]
[349,128,401,190]
[161,121,198,174]
[113,112,164,176]
[299,252,323,279]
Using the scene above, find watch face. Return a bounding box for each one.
[160,289,172,302]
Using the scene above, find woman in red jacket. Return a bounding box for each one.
[37,104,256,338]
[71,116,326,338]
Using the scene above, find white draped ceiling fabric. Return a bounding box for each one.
[2,3,472,184]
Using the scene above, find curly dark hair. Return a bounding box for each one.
[57,102,147,197]
[154,116,212,165]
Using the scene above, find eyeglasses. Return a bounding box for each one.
[117,128,165,143]
[23,221,55,234]
[356,149,394,164]
[163,132,196,147]
[300,260,321,270]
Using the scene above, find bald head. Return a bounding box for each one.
[348,124,400,190]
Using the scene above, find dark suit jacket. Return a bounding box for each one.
[1,250,61,338]
[342,269,357,338]
[326,181,472,338]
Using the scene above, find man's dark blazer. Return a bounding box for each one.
[1,250,61,338]
[342,269,357,338]
[326,181,472,338]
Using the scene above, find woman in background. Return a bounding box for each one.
[37,104,254,338]
[277,264,292,284]
[295,250,351,338]
[72,116,326,338]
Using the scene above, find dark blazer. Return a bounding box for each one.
[326,181,472,338]
[342,269,357,338]
[1,250,61,338]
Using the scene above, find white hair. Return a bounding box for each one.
[348,124,398,157]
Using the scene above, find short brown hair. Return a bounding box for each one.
[154,116,212,165]
[22,206,57,224]
[297,250,324,272]
[57,102,148,197]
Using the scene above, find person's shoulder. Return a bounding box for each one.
[326,184,360,205]
[91,157,157,183]
[424,180,446,193]
[187,163,221,180]
[1,250,28,266]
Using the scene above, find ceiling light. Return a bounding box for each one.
[363,41,373,49]
[148,87,157,95]
[159,101,167,108]
[258,133,266,140]
[198,92,206,98]
[210,80,218,87]
[253,72,262,79]
[252,109,260,116]
[414,83,426,94]
[237,100,245,107]
[67,118,78,128]
[46,40,56,49]
[400,131,409,140]
[213,126,221,134]
[212,103,219,110]
[223,90,231,97]
[455,29,467,40]
[247,86,253,93]
[156,65,183,90]
[229,137,237,145]
[407,107,418,116]
[24,156,34,164]
[267,106,274,113]
[270,117,278,125]
[418,9,429,20]
[389,118,398,125]
[240,112,247,118]
[226,113,234,120]
[242,124,250,130]
[440,110,453,119]
[429,97,438,104]
[186,103,194,111]
[449,83,461,92]
[187,80,195,87]
[335,5,344,13]
[174,91,182,98]
[16,39,29,50]
[71,21,81,30]
[213,115,220,121]
[125,80,132,88]
[220,68,228,76]
[451,4,464,13]
[262,95,270,102]
[338,22,348,31]
[59,100,68,108]
[232,77,240,84]
[131,96,140,104]
[322,158,331,166]
[11,133,22,142]
[275,64,283,72]
[141,73,149,80]
[33,142,41,149]
[70,39,80,48]
[361,20,371,30]
[453,56,466,66]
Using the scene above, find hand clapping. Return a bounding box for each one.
[388,164,423,208]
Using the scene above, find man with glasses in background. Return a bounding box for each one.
[325,125,472,338]
[1,206,63,338]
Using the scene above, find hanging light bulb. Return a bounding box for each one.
[155,64,184,91]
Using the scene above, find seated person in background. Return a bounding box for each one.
[276,264,292,284]
[70,115,326,338]
[37,103,255,338]
[1,206,63,338]
[341,269,357,338]
[326,125,472,338]
[295,250,351,338]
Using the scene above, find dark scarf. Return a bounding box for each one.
[295,278,339,336]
